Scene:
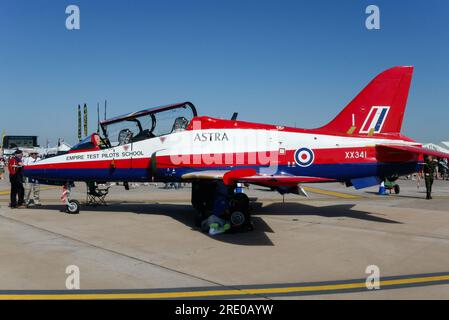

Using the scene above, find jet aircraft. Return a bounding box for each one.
[24,66,449,230]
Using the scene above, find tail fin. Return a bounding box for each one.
[319,66,414,136]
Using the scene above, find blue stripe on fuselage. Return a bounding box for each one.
[24,162,422,184]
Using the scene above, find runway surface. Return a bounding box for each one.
[1,177,449,299]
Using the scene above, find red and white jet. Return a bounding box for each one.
[24,66,449,229]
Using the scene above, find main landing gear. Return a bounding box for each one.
[191,181,253,233]
[228,192,251,230]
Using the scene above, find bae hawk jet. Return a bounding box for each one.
[24,66,449,230]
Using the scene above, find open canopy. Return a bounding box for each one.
[100,102,197,126]
[99,101,197,147]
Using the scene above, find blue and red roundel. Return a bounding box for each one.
[294,147,314,167]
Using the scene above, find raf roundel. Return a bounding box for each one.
[294,147,315,167]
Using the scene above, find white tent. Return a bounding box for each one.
[441,141,449,149]
[44,142,72,155]
[423,143,449,154]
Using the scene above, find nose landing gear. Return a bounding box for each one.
[62,183,80,214]
[66,199,81,214]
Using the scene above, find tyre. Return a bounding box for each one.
[394,184,400,194]
[230,210,247,228]
[66,200,80,214]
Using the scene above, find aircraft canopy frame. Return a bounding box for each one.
[99,102,197,146]
[100,102,197,127]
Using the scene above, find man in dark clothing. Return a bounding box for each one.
[423,155,437,200]
[8,150,25,208]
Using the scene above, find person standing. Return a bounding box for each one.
[423,155,437,200]
[24,151,41,206]
[416,169,422,190]
[8,150,25,208]
[0,156,5,180]
[443,158,449,180]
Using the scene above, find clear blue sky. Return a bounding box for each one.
[1,0,448,146]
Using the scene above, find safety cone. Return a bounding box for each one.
[378,181,387,195]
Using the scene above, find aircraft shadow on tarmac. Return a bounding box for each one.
[251,201,402,224]
[28,199,401,247]
[364,191,429,200]
[29,203,276,246]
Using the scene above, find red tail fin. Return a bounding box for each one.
[319,66,414,136]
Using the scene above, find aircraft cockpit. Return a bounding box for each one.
[99,102,197,147]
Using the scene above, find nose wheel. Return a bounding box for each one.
[62,183,80,214]
[66,200,80,214]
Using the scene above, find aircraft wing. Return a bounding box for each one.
[181,169,256,183]
[233,175,335,186]
[182,168,335,186]
[376,144,449,159]
[181,170,229,180]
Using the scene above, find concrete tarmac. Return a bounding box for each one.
[1,177,449,299]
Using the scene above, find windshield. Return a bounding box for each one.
[103,116,153,147]
[152,107,193,136]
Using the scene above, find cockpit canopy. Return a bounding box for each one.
[99,102,197,147]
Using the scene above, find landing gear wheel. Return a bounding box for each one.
[228,193,252,232]
[394,184,400,194]
[228,209,252,232]
[230,210,246,227]
[66,200,80,214]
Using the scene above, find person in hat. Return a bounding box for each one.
[8,150,25,208]
[24,151,41,206]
